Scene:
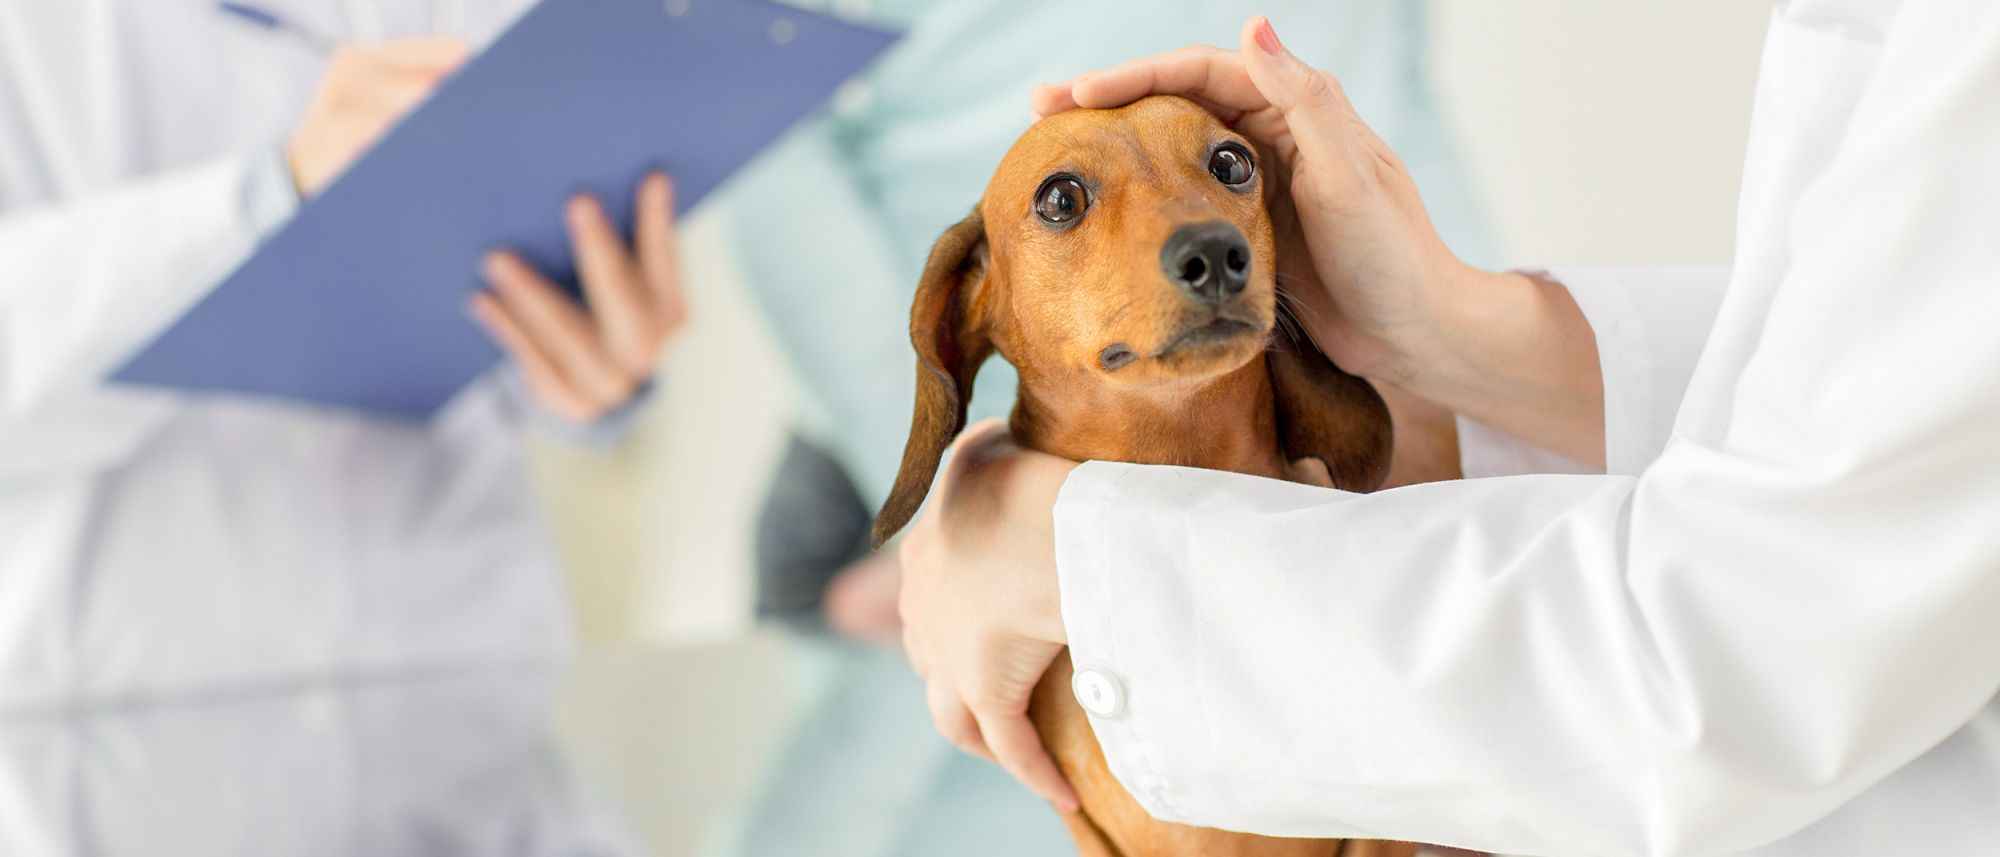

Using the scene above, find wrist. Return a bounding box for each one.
[1363,260,1519,395]
[1399,265,1608,467]
[1011,452,1076,645]
[282,134,317,198]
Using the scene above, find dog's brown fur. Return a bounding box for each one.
[874,96,1417,857]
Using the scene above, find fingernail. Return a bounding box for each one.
[1254,16,1284,56]
[482,252,510,281]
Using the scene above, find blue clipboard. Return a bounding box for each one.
[113,0,897,417]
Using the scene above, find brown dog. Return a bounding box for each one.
[873,95,1417,857]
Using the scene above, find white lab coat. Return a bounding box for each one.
[1053,1,2000,855]
[0,0,585,712]
[0,671,643,856]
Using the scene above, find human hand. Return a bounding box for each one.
[287,39,469,197]
[1035,18,1607,467]
[469,173,690,424]
[897,418,1080,812]
[1031,17,1506,388]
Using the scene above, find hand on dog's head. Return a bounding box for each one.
[873,95,1390,548]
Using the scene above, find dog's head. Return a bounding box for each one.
[873,95,1390,547]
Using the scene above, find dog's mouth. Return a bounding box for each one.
[1098,316,1265,373]
[1154,317,1261,357]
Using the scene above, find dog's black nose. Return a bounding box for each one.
[1161,221,1251,302]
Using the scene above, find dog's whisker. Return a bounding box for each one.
[1271,289,1314,350]
[1272,279,1329,339]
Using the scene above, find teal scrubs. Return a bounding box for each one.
[710,1,1492,853]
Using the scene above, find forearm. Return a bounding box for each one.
[1393,266,1606,469]
[0,146,296,415]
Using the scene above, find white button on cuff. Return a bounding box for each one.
[1072,667,1125,718]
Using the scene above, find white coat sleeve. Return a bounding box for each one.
[1053,5,2000,856]
[0,147,297,417]
[1457,266,1730,479]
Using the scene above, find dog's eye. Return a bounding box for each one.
[1209,143,1255,187]
[1035,175,1089,225]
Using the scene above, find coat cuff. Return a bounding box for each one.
[241,143,303,241]
[1052,460,1205,827]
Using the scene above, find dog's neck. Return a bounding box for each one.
[1008,355,1290,479]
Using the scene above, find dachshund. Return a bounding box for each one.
[873,95,1425,857]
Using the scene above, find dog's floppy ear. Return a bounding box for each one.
[872,208,993,548]
[1268,328,1394,493]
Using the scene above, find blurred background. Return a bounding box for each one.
[533,0,1781,853]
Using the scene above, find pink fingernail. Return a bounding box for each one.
[1254,16,1284,55]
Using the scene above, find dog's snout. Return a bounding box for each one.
[1161,221,1251,303]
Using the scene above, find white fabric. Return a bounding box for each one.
[1054,1,2000,855]
[0,0,569,712]
[0,671,644,857]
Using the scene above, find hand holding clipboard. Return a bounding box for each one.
[116,0,898,418]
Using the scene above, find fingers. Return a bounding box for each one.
[928,681,995,763]
[633,173,689,336]
[975,706,1079,812]
[895,418,1077,811]
[482,251,638,413]
[363,37,470,75]
[291,42,463,197]
[1038,44,1265,121]
[1027,82,1075,118]
[567,193,661,376]
[467,292,599,421]
[365,75,445,123]
[1239,16,1352,114]
[925,676,1085,816]
[1237,17,1371,177]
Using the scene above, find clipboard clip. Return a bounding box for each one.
[662,0,798,45]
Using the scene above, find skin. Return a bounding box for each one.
[288,40,470,197]
[289,39,685,422]
[899,15,1602,852]
[880,95,1411,856]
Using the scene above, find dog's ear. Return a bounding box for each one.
[1268,328,1394,493]
[872,208,993,548]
